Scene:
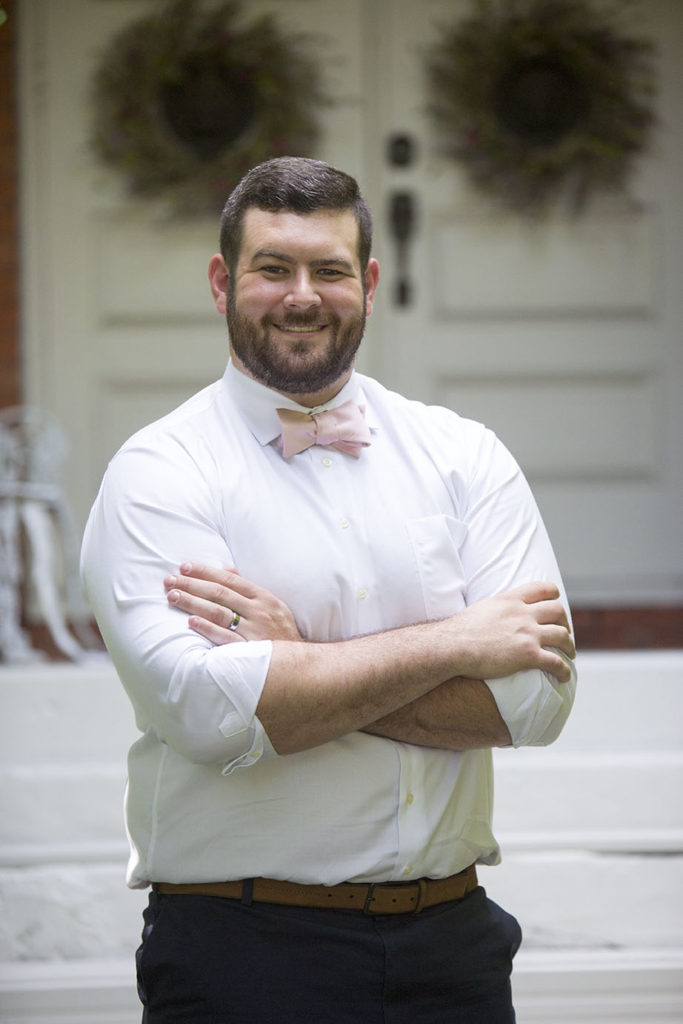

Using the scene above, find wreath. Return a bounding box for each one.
[90,0,327,215]
[426,0,657,214]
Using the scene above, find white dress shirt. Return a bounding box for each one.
[81,361,576,889]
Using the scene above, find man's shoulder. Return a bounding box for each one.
[358,373,486,437]
[97,379,232,502]
[114,379,224,460]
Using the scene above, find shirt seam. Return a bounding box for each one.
[146,743,168,870]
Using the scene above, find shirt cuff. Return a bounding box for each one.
[204,639,273,769]
[484,654,575,747]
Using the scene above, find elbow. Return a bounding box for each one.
[153,646,266,766]
[488,662,577,748]
[533,689,573,745]
[155,692,260,765]
[514,665,577,747]
[161,720,256,766]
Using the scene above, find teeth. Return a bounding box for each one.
[278,325,324,332]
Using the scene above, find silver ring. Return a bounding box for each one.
[228,612,240,632]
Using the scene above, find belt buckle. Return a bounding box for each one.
[363,883,377,914]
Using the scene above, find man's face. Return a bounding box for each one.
[217,208,379,405]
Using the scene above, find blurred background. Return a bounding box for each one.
[1,1,681,1021]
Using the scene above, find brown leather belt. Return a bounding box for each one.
[155,864,477,915]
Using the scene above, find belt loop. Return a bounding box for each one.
[363,883,376,915]
[413,878,428,914]
[241,878,254,907]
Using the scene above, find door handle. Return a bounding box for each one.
[389,191,417,307]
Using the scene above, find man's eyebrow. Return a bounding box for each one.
[250,249,355,273]
[250,248,295,265]
[310,257,355,272]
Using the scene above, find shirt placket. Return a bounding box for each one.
[395,744,429,878]
[311,446,373,635]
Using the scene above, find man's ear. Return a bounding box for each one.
[364,258,380,317]
[208,254,230,315]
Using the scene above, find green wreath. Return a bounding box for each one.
[91,0,327,215]
[426,0,656,214]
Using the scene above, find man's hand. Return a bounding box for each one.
[165,563,302,644]
[448,581,575,683]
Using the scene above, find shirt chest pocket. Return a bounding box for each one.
[406,514,469,620]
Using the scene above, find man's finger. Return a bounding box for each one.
[178,562,259,599]
[541,626,576,660]
[541,647,575,683]
[188,615,245,645]
[515,580,561,604]
[168,588,239,626]
[534,599,570,629]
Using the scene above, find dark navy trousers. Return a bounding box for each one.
[137,884,521,1023]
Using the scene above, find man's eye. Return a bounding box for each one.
[260,265,287,275]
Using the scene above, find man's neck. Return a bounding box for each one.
[229,349,353,409]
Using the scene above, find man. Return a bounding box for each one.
[81,157,576,1023]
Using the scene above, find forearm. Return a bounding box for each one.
[165,567,575,756]
[259,620,467,754]
[361,677,512,750]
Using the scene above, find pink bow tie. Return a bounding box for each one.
[276,400,371,458]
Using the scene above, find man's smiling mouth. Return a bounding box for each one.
[274,323,327,333]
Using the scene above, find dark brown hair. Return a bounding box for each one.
[219,157,373,272]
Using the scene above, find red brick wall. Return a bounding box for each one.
[573,606,682,650]
[0,0,20,409]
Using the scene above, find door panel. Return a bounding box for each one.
[370,0,683,604]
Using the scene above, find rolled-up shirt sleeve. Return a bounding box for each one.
[455,419,577,747]
[80,438,273,773]
[485,656,577,746]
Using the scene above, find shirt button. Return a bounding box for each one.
[406,793,414,805]
[340,517,350,529]
[357,588,367,600]
[403,865,413,877]
[321,457,333,467]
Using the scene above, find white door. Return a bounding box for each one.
[18,0,371,531]
[368,0,683,606]
[19,0,683,606]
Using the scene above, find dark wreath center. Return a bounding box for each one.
[492,56,590,148]
[158,53,257,159]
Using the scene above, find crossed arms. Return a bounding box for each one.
[164,564,576,756]
[82,418,577,766]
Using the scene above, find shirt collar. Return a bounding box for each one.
[222,360,377,448]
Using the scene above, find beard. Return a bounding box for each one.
[226,289,367,398]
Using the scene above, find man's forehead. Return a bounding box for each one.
[240,207,360,260]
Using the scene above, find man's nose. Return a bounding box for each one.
[284,270,322,309]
